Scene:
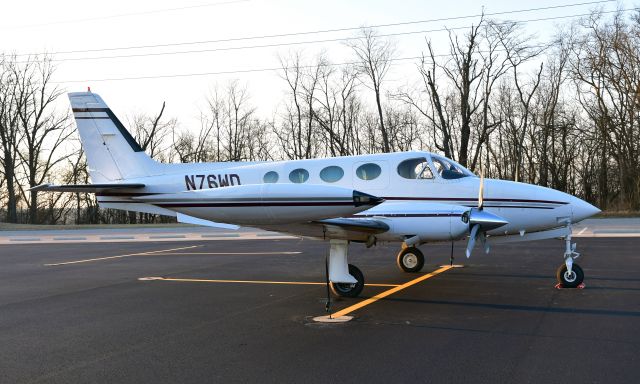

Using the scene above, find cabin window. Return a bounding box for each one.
[356,163,382,181]
[289,168,309,183]
[430,156,472,179]
[263,171,279,183]
[397,158,433,179]
[320,166,344,183]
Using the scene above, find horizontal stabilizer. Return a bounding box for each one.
[176,213,240,230]
[29,183,145,193]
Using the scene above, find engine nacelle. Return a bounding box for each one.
[359,202,469,243]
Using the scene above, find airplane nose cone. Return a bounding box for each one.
[571,197,601,222]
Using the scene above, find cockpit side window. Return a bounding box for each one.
[397,158,433,180]
[430,156,472,180]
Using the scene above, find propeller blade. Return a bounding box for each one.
[478,167,485,210]
[466,224,480,258]
[480,231,490,254]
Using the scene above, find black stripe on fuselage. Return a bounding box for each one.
[384,196,569,205]
[355,213,461,218]
[154,201,357,208]
[453,205,555,209]
[72,107,143,152]
[97,193,567,206]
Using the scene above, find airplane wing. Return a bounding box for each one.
[258,217,389,241]
[29,183,145,193]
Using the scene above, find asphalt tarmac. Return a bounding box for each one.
[1,236,638,383]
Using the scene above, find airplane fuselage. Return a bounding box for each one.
[95,151,597,244]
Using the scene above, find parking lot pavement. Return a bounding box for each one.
[0,236,638,383]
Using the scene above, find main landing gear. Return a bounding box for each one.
[556,229,584,288]
[330,264,364,298]
[326,241,426,298]
[327,240,365,297]
[396,246,425,273]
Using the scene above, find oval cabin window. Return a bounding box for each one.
[263,171,279,183]
[397,158,433,179]
[288,168,309,183]
[356,163,382,181]
[320,166,344,183]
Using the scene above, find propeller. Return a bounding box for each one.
[465,223,481,258]
[478,167,484,210]
[462,166,508,258]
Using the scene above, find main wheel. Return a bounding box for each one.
[330,264,365,298]
[556,263,584,288]
[396,247,425,273]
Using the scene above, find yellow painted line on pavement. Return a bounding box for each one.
[330,265,454,318]
[157,251,302,255]
[139,277,399,287]
[44,245,201,266]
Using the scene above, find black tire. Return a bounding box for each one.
[330,264,365,298]
[396,247,425,273]
[556,263,584,288]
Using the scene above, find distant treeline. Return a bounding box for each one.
[1,9,639,225]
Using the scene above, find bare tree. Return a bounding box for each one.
[312,63,363,156]
[224,81,257,161]
[171,117,217,163]
[347,28,396,153]
[530,31,578,191]
[416,21,484,168]
[0,54,23,222]
[130,101,176,162]
[14,57,73,224]
[570,9,640,209]
[468,20,521,171]
[201,81,261,162]
[275,52,321,159]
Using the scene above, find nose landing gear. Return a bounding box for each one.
[556,229,584,288]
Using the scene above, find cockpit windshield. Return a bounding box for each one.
[430,155,474,179]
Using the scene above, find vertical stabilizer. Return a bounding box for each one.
[69,92,159,182]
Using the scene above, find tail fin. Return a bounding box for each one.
[69,92,160,182]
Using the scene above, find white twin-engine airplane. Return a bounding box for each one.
[34,92,601,297]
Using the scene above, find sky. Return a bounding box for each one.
[0,0,633,132]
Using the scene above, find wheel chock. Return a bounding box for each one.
[554,282,586,289]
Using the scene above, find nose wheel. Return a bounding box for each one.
[397,247,425,273]
[556,263,584,288]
